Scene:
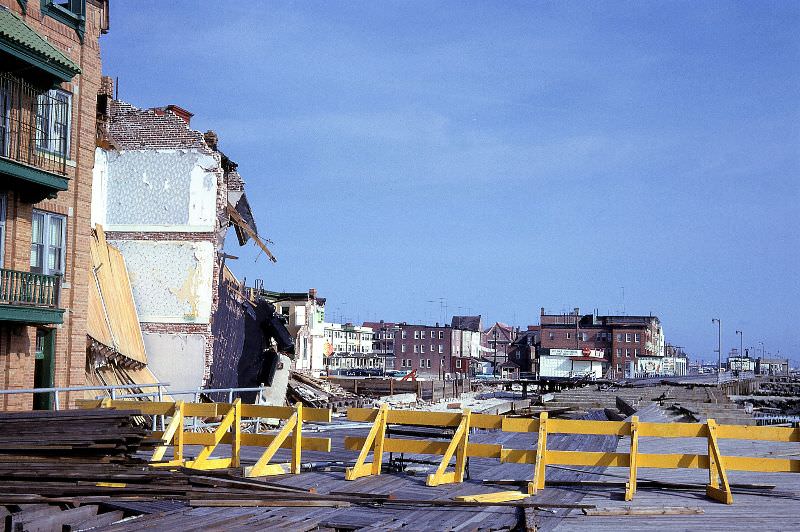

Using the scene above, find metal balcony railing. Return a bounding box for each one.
[0,268,61,308]
[0,72,69,176]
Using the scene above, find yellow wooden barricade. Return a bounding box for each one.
[344,406,505,486]
[77,399,332,477]
[77,399,800,504]
[501,413,800,504]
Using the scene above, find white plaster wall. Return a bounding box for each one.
[539,355,572,377]
[110,240,215,323]
[103,149,218,231]
[143,332,207,391]
[91,148,109,227]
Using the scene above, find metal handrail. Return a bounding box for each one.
[0,383,269,411]
[0,383,168,410]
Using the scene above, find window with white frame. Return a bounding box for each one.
[420,345,425,353]
[427,359,431,368]
[30,210,66,275]
[634,333,640,342]
[625,333,631,342]
[400,359,406,368]
[401,345,406,353]
[634,348,639,357]
[413,345,418,353]
[414,331,419,340]
[36,89,72,157]
[625,348,630,358]
[438,345,443,354]
[439,331,443,339]
[402,331,407,339]
[456,359,462,369]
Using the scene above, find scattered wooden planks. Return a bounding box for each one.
[582,506,704,516]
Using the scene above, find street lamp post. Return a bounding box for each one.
[712,318,721,384]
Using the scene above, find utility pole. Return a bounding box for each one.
[712,318,721,384]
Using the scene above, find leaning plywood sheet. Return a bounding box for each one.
[88,225,148,365]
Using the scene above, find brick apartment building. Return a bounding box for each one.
[391,317,483,378]
[538,308,664,378]
[0,0,109,410]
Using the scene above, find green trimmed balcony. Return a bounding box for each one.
[0,72,70,200]
[0,268,64,324]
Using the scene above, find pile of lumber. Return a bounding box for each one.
[0,409,152,461]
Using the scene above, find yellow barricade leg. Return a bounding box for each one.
[292,403,303,474]
[246,402,304,477]
[426,409,471,486]
[151,400,184,464]
[185,399,240,470]
[529,411,548,495]
[706,419,733,504]
[625,416,639,501]
[345,403,388,481]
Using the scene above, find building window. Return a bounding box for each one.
[439,331,444,339]
[566,332,571,339]
[30,210,66,275]
[407,359,412,367]
[420,345,425,353]
[616,348,622,357]
[413,345,418,353]
[414,331,419,340]
[617,333,623,342]
[456,359,462,369]
[549,332,555,340]
[635,333,640,342]
[36,89,72,157]
[402,331,407,339]
[400,359,405,368]
[625,349,630,358]
[438,345,443,354]
[441,358,445,366]
[401,345,406,353]
[634,348,639,357]
[625,333,631,342]
[427,359,431,368]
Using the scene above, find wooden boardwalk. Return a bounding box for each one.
[97,405,800,531]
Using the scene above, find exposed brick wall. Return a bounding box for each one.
[108,101,209,151]
[0,0,106,410]
[104,231,216,242]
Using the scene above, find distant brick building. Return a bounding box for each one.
[0,0,109,410]
[538,308,664,379]
[390,319,483,378]
[481,322,518,370]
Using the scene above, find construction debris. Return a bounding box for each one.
[288,371,370,410]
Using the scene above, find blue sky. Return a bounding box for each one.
[102,1,799,364]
